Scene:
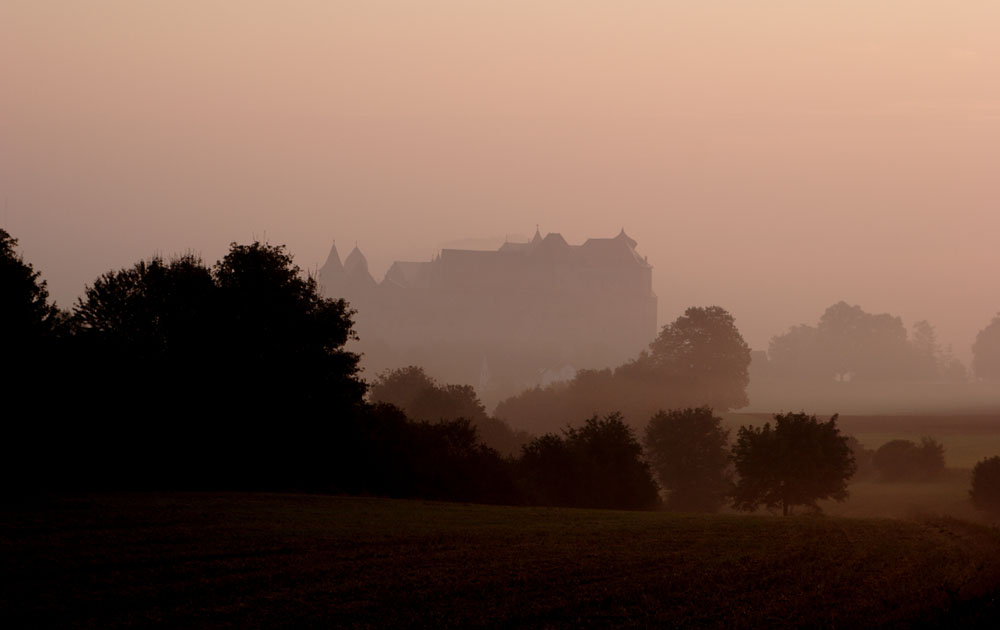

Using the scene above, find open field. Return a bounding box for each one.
[3,494,1000,627]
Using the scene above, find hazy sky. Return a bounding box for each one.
[2,1,998,358]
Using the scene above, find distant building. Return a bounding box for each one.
[319,229,657,407]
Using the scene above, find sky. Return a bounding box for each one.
[2,1,999,359]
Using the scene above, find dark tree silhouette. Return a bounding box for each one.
[1,228,61,363]
[872,437,945,482]
[970,456,1000,517]
[972,314,1000,382]
[370,366,530,456]
[213,241,364,409]
[644,407,731,512]
[732,412,855,516]
[644,306,751,410]
[519,413,659,510]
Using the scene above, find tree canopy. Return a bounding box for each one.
[972,314,1000,382]
[518,413,659,510]
[496,305,752,433]
[1,228,60,361]
[731,412,855,516]
[644,407,731,512]
[768,302,945,383]
[872,438,945,482]
[369,366,530,456]
[643,306,752,410]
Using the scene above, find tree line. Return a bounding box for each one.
[5,228,1000,516]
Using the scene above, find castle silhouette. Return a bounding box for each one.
[319,228,657,407]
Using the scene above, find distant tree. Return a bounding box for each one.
[910,320,941,380]
[844,435,875,480]
[369,366,438,410]
[519,413,659,510]
[872,437,945,482]
[731,412,855,516]
[643,407,731,512]
[769,302,922,382]
[644,306,752,410]
[972,314,1000,381]
[370,365,531,456]
[969,456,1000,517]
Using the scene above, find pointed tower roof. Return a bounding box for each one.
[344,245,368,273]
[320,240,343,274]
[531,226,543,245]
[615,228,638,249]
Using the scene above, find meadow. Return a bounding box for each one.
[3,493,1000,627]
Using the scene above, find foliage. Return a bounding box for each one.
[970,456,1000,517]
[972,314,1000,381]
[872,438,946,482]
[643,306,752,410]
[496,306,752,434]
[844,435,875,480]
[643,407,731,512]
[769,301,940,383]
[519,413,660,509]
[731,412,856,515]
[370,366,531,456]
[0,228,61,358]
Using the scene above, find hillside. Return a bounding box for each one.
[2,493,999,627]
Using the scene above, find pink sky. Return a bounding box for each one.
[2,1,998,359]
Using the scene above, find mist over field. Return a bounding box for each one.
[4,2,1000,627]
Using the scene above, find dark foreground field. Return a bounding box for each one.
[3,494,1000,628]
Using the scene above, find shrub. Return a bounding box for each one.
[872,437,945,482]
[970,456,1000,517]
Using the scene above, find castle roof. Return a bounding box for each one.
[320,240,343,275]
[384,261,434,288]
[344,246,369,273]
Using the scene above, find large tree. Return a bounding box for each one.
[972,314,1000,382]
[519,413,659,510]
[644,407,731,512]
[731,412,855,516]
[644,305,752,410]
[769,302,929,383]
[213,241,365,409]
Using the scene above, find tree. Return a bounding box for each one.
[872,437,945,482]
[370,365,531,456]
[519,413,660,510]
[970,456,1000,517]
[643,407,731,512]
[213,241,365,409]
[769,302,926,383]
[0,228,60,362]
[644,306,752,410]
[972,314,1000,381]
[731,412,855,516]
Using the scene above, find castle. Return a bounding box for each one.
[319,229,657,406]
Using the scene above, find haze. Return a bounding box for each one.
[2,1,998,357]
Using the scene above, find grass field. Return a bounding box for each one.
[3,493,1000,627]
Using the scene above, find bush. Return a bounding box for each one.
[970,456,1000,517]
[518,413,660,510]
[872,438,945,482]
